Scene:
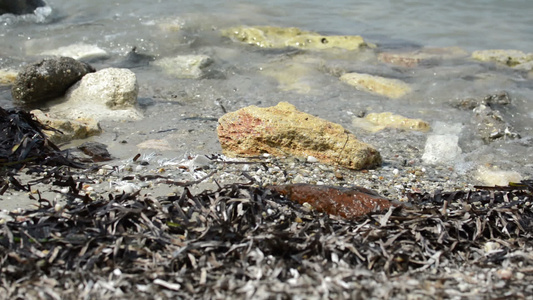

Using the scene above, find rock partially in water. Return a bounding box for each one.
[41,43,109,61]
[472,49,533,70]
[152,55,213,79]
[49,68,142,121]
[266,183,395,219]
[11,57,95,104]
[0,68,17,85]
[378,46,468,67]
[473,104,520,143]
[0,0,45,15]
[261,55,324,94]
[222,26,373,51]
[352,112,430,132]
[31,109,102,144]
[476,165,523,186]
[421,134,462,165]
[340,72,411,99]
[217,102,382,170]
[78,141,112,162]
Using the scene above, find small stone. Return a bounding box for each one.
[496,269,513,280]
[307,156,319,163]
[153,55,213,79]
[354,112,430,132]
[31,109,102,143]
[41,43,109,61]
[266,184,396,219]
[340,72,411,99]
[476,166,522,186]
[217,102,382,170]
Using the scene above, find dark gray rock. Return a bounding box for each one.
[11,57,95,104]
[0,0,46,15]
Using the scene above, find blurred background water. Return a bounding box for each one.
[0,0,532,178]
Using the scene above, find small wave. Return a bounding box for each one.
[0,4,52,25]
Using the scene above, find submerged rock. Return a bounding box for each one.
[221,26,373,51]
[0,0,45,15]
[353,112,430,132]
[31,109,102,144]
[261,55,324,94]
[473,104,520,143]
[11,57,95,104]
[266,183,395,219]
[48,68,142,121]
[378,47,468,67]
[340,72,411,99]
[153,55,213,79]
[41,43,109,61]
[472,49,533,71]
[217,102,382,170]
[0,68,18,85]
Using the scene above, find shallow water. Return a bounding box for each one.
[0,0,532,181]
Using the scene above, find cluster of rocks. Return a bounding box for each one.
[0,24,530,192]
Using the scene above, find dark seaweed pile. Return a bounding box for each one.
[1,170,532,299]
[0,107,80,171]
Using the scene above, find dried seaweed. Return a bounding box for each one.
[1,174,532,299]
[0,107,82,171]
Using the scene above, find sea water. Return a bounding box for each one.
[0,0,532,179]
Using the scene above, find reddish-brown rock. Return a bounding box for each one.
[217,102,382,170]
[266,183,395,219]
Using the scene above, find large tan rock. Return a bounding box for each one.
[221,26,373,51]
[31,109,102,144]
[217,102,382,170]
[472,49,533,70]
[353,112,430,132]
[340,72,411,99]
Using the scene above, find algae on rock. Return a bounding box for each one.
[221,26,374,51]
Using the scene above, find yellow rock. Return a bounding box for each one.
[340,73,411,98]
[359,112,430,132]
[221,26,373,51]
[31,110,102,144]
[217,102,382,170]
[261,56,324,94]
[472,49,533,70]
[0,69,18,85]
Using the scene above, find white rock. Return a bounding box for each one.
[476,166,522,186]
[153,55,213,79]
[49,68,142,121]
[306,156,319,163]
[422,134,462,165]
[41,43,109,60]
